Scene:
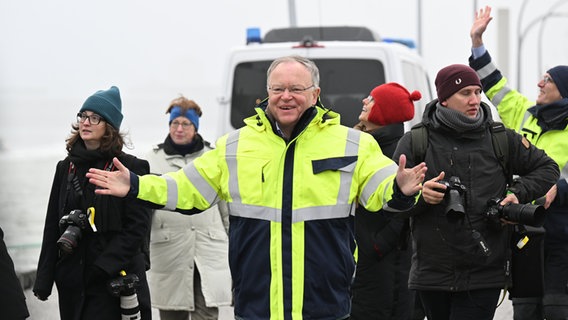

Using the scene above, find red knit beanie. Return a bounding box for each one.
[368,82,421,126]
[435,64,482,102]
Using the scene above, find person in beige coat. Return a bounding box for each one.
[146,96,232,320]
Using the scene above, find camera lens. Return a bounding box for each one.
[57,225,82,254]
[502,203,546,227]
[446,189,465,217]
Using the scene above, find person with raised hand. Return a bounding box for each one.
[469,6,568,319]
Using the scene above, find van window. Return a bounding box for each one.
[230,59,385,128]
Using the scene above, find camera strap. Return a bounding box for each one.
[68,160,114,195]
[67,160,115,231]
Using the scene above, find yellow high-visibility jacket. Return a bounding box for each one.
[134,105,411,319]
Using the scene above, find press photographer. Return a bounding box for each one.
[392,63,559,319]
[32,86,153,319]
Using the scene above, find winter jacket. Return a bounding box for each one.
[145,134,232,311]
[351,123,416,320]
[393,100,559,292]
[0,227,30,320]
[130,105,415,320]
[34,151,152,320]
[470,50,568,245]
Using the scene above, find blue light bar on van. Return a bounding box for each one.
[382,37,416,49]
[246,27,262,44]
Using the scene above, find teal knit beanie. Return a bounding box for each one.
[79,86,123,130]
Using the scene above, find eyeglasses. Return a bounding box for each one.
[170,120,193,129]
[364,95,374,104]
[77,112,104,125]
[542,75,554,84]
[268,84,315,95]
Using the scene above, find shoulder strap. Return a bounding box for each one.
[489,122,511,184]
[410,122,511,183]
[410,123,428,165]
[410,122,513,184]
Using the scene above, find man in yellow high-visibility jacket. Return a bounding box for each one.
[88,55,427,320]
[470,7,568,320]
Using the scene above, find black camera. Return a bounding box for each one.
[108,272,140,297]
[484,198,546,227]
[57,209,89,254]
[437,176,467,218]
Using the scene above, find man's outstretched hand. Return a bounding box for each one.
[86,157,131,197]
[396,154,427,196]
[471,5,493,47]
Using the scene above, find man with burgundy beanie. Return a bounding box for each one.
[392,63,559,320]
[470,6,568,320]
[351,82,424,320]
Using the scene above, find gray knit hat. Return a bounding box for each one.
[79,86,123,130]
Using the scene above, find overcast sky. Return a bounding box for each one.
[1,0,567,154]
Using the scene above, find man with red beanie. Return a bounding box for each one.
[392,64,559,320]
[470,6,568,320]
[351,82,424,320]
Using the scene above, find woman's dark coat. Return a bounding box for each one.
[351,123,419,320]
[34,152,152,320]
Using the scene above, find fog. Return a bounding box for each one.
[1,0,567,155]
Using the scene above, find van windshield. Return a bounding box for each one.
[231,59,385,128]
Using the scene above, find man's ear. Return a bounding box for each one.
[311,88,321,106]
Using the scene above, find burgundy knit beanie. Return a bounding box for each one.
[435,64,482,102]
[368,82,421,125]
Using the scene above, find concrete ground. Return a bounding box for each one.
[23,286,513,319]
[23,287,234,319]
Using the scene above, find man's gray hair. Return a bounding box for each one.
[266,55,320,87]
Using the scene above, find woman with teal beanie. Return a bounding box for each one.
[33,86,153,319]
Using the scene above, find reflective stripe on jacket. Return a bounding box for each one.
[136,106,400,319]
[470,51,568,243]
[471,51,568,180]
[145,142,232,310]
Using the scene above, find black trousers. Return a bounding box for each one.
[417,288,501,320]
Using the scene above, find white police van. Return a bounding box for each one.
[216,26,433,137]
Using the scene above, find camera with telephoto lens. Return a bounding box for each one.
[484,198,546,227]
[436,176,467,218]
[108,272,139,297]
[108,272,141,320]
[57,209,89,254]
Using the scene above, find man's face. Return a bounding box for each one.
[536,74,563,105]
[441,85,482,118]
[266,61,320,134]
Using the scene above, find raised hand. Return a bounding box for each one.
[86,157,131,197]
[471,5,493,47]
[396,154,427,196]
